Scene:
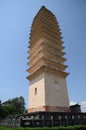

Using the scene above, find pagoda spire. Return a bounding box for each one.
[27,6,69,80]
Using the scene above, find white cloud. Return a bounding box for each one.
[80,101,86,112]
[70,101,77,106]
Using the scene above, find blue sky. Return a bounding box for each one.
[0,0,86,110]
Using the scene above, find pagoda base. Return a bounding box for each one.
[28,106,70,113]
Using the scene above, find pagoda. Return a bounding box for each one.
[27,6,70,112]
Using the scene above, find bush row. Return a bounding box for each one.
[0,125,86,130]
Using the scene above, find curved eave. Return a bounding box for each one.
[27,65,69,81]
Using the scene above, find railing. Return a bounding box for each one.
[0,112,86,127]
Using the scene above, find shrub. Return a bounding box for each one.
[0,125,86,130]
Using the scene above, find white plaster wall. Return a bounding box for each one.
[28,73,45,108]
[28,72,69,109]
[45,72,69,107]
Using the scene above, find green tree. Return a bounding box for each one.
[0,100,6,117]
[12,96,25,114]
[0,100,2,115]
[1,96,26,116]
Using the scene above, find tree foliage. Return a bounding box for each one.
[0,96,26,117]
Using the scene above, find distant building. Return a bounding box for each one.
[70,104,81,113]
[27,6,70,113]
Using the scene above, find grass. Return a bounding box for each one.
[0,125,86,130]
[0,126,13,130]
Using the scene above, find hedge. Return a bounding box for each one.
[0,125,86,130]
